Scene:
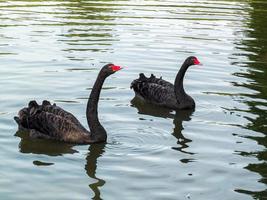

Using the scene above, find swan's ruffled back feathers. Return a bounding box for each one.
[15,100,91,143]
[41,100,87,131]
[131,73,173,89]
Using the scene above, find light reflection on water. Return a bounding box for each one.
[0,0,267,199]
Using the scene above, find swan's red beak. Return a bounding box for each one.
[193,58,201,65]
[111,65,123,72]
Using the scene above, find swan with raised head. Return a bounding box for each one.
[131,56,201,110]
[14,64,122,144]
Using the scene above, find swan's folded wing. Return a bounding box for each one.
[41,100,86,131]
[27,110,90,142]
[135,82,175,104]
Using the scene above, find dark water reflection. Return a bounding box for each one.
[15,130,78,156]
[231,0,267,198]
[131,97,194,155]
[16,131,106,200]
[86,144,106,200]
[172,110,194,155]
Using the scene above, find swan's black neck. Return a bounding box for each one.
[174,60,195,108]
[86,70,108,142]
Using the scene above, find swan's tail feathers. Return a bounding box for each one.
[130,79,137,90]
[131,73,158,92]
[130,73,148,90]
[14,107,30,129]
[14,115,29,131]
[14,116,20,125]
[130,81,135,89]
[18,107,29,119]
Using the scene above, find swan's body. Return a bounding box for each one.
[14,64,122,144]
[131,56,201,110]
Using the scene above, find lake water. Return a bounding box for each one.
[0,0,267,199]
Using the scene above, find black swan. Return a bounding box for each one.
[14,64,122,144]
[130,56,201,110]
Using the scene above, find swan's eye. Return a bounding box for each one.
[110,65,122,72]
[193,58,201,65]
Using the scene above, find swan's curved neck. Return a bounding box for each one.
[174,61,190,102]
[86,70,107,142]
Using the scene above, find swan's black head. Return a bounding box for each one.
[101,63,123,76]
[184,56,201,66]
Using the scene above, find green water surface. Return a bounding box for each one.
[0,0,267,199]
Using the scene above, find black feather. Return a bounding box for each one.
[42,100,51,106]
[28,100,39,108]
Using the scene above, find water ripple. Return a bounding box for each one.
[108,126,171,156]
[0,0,266,199]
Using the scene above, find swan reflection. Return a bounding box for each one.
[85,143,106,200]
[15,130,78,156]
[15,131,106,200]
[131,96,194,155]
